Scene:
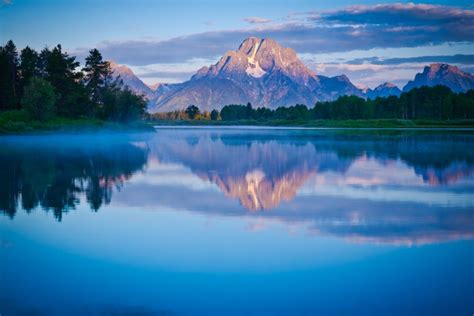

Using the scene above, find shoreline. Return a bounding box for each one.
[0,119,155,135]
[153,125,474,131]
[150,119,474,129]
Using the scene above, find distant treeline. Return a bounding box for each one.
[153,85,474,121]
[0,40,145,122]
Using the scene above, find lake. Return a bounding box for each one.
[1,127,473,315]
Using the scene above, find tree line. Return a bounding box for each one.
[0,40,146,122]
[152,85,474,121]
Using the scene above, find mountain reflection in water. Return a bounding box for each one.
[1,128,473,245]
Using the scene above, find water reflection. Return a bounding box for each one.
[145,129,474,245]
[151,129,474,209]
[0,134,148,220]
[1,129,474,245]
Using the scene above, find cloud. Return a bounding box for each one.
[129,58,216,83]
[316,3,474,26]
[80,3,474,67]
[0,0,12,8]
[137,70,194,80]
[312,62,426,88]
[344,54,474,65]
[244,17,272,24]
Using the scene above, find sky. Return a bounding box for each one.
[1,0,474,88]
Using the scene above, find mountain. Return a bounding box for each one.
[403,64,474,93]
[111,44,474,113]
[148,83,161,91]
[356,83,370,95]
[150,37,362,112]
[109,62,155,100]
[367,82,401,99]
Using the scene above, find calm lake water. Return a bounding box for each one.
[1,127,473,315]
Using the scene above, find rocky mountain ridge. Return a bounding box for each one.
[403,63,474,93]
[109,39,474,112]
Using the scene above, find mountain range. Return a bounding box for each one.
[110,37,474,112]
[403,63,474,93]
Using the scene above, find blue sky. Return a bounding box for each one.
[1,0,474,87]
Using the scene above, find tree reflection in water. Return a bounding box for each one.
[0,134,149,220]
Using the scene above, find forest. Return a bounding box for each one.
[153,85,474,123]
[0,40,146,132]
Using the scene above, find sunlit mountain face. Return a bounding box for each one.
[1,129,474,245]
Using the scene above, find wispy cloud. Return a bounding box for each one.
[0,0,12,8]
[129,58,216,84]
[344,54,474,65]
[244,17,272,24]
[315,3,474,26]
[82,3,474,67]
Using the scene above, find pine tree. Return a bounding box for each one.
[19,46,39,100]
[83,48,112,104]
[42,45,89,117]
[0,40,20,110]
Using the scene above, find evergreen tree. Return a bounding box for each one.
[0,47,10,110]
[100,85,147,122]
[210,109,219,120]
[42,45,89,117]
[83,48,112,105]
[0,40,20,110]
[19,46,39,99]
[37,47,51,79]
[185,105,200,119]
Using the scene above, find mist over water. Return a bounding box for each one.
[1,128,473,315]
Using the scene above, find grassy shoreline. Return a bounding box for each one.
[150,118,474,129]
[0,110,154,134]
[3,110,474,134]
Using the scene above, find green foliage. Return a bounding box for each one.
[313,86,474,120]
[185,105,200,119]
[210,109,219,120]
[40,45,89,118]
[0,40,20,110]
[101,86,147,122]
[19,46,39,99]
[220,104,250,120]
[83,48,112,106]
[313,96,371,119]
[21,78,56,121]
[0,40,148,129]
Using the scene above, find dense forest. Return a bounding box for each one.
[153,85,474,122]
[0,40,146,124]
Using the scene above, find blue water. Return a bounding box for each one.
[1,128,473,315]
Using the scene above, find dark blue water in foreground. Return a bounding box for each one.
[1,128,473,315]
